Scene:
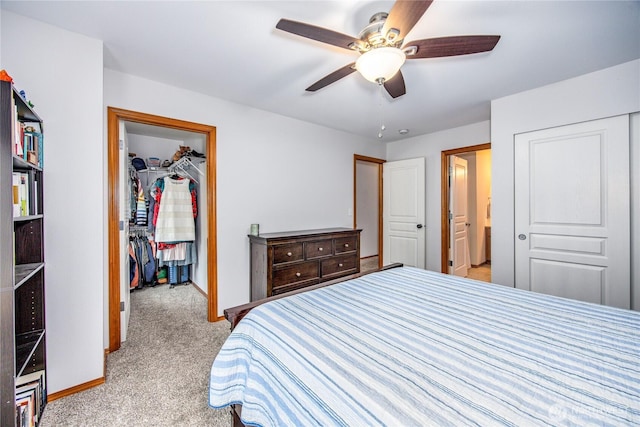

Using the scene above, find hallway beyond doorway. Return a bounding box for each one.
[467,263,491,283]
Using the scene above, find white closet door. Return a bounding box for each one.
[514,115,630,308]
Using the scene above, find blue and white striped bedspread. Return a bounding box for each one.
[209,266,640,426]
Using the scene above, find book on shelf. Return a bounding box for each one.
[15,121,25,158]
[12,173,21,217]
[9,88,43,166]
[15,370,46,427]
[15,396,33,427]
[15,388,36,427]
[28,169,38,216]
[12,171,39,217]
[12,172,28,217]
[23,131,43,168]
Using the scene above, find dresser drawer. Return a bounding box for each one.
[272,261,319,288]
[272,279,320,296]
[273,243,303,264]
[321,254,358,278]
[334,235,357,254]
[250,228,361,301]
[304,239,333,259]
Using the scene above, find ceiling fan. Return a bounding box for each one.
[276,0,500,99]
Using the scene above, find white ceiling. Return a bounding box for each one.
[3,1,639,142]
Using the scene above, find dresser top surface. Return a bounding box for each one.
[249,227,360,242]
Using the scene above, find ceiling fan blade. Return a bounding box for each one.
[382,0,433,39]
[306,63,357,92]
[404,35,501,59]
[276,19,359,50]
[384,71,406,99]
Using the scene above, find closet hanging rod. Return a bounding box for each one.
[168,156,204,177]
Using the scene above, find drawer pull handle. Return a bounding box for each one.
[319,247,323,251]
[338,263,343,267]
[295,272,301,277]
[344,244,349,248]
[287,252,292,257]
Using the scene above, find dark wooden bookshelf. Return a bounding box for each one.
[0,80,47,426]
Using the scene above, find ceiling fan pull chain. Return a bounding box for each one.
[378,81,386,139]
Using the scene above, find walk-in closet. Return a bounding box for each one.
[118,121,208,342]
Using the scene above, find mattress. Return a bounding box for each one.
[209,266,640,426]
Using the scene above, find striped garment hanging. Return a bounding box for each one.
[155,177,195,243]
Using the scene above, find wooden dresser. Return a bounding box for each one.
[249,228,361,301]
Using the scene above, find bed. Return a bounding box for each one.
[209,265,640,426]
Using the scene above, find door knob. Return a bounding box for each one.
[417,224,423,229]
[518,234,527,240]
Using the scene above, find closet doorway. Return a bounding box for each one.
[107,107,217,352]
[353,155,385,270]
[441,143,491,282]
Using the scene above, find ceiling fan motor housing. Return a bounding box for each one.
[356,12,403,52]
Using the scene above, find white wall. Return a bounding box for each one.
[386,121,491,272]
[356,160,378,258]
[491,59,640,309]
[1,12,105,393]
[104,69,386,319]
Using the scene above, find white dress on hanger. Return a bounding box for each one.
[155,177,195,243]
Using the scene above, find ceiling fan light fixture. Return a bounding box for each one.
[355,47,406,83]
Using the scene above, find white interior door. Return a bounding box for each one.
[515,115,630,308]
[449,155,469,277]
[383,158,425,268]
[118,120,131,341]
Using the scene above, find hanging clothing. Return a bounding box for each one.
[156,242,198,267]
[145,173,198,286]
[129,243,139,289]
[154,177,197,243]
[135,178,147,226]
[128,234,157,288]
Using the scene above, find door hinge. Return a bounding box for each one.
[119,220,124,231]
[119,139,124,150]
[120,301,125,312]
[449,211,453,221]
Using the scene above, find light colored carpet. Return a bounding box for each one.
[40,283,232,427]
